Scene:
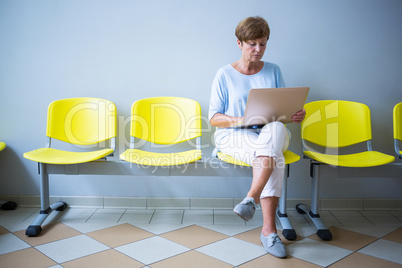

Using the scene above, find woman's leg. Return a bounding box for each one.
[247,122,287,204]
[260,196,279,235]
[247,156,275,204]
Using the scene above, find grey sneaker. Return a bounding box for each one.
[233,197,258,221]
[260,233,287,258]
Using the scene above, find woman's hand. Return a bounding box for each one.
[291,109,306,124]
[210,113,243,128]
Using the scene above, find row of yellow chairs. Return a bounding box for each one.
[21,97,401,238]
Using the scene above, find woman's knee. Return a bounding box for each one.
[261,122,287,141]
[267,121,286,133]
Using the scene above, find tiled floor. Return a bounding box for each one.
[0,207,401,267]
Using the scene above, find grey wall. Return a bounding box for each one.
[1,0,401,199]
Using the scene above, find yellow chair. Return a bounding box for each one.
[394,102,402,159]
[299,100,395,240]
[216,148,300,241]
[120,97,202,166]
[23,98,116,236]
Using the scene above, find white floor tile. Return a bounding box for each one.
[316,210,333,217]
[214,210,246,225]
[0,220,31,232]
[115,236,190,265]
[56,208,97,223]
[35,235,109,263]
[182,209,214,225]
[330,210,362,217]
[388,211,402,217]
[0,209,39,232]
[119,209,154,224]
[321,216,342,227]
[150,210,184,224]
[287,238,353,267]
[365,216,402,227]
[196,237,266,266]
[86,212,123,223]
[335,216,374,227]
[293,225,317,238]
[359,210,393,217]
[0,233,31,255]
[2,207,39,215]
[358,239,402,265]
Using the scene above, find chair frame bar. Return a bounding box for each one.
[296,161,332,240]
[26,163,67,236]
[395,139,402,159]
[276,164,297,240]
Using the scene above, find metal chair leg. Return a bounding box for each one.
[276,164,297,240]
[296,163,332,241]
[25,163,67,236]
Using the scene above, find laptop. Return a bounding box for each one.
[233,87,309,128]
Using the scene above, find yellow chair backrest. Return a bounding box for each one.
[394,102,402,141]
[302,100,372,148]
[47,98,116,145]
[130,97,202,145]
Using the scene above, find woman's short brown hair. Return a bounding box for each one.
[235,16,270,42]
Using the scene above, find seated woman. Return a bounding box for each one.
[208,16,305,258]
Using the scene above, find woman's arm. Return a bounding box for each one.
[210,113,243,128]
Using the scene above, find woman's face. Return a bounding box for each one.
[238,37,268,62]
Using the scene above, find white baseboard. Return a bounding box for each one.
[1,195,401,210]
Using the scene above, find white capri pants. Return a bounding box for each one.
[218,122,290,198]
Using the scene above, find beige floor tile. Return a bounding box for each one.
[0,247,57,268]
[239,253,321,268]
[14,223,82,246]
[61,249,144,268]
[308,226,378,251]
[86,223,154,247]
[382,227,402,244]
[150,250,232,268]
[328,252,402,268]
[234,226,302,247]
[160,225,228,249]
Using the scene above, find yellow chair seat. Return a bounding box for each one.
[120,149,202,166]
[217,150,300,166]
[23,148,114,164]
[0,142,5,151]
[303,150,395,167]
